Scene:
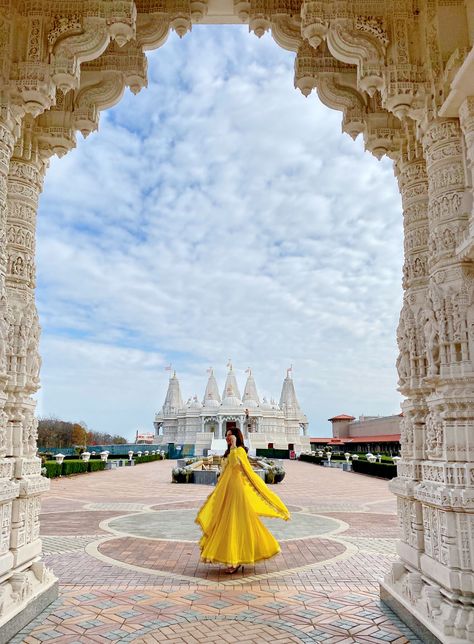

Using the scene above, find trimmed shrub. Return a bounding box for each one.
[351,459,397,479]
[135,454,163,464]
[88,460,106,473]
[62,460,88,476]
[299,453,323,465]
[43,461,62,478]
[256,448,290,459]
[42,459,106,478]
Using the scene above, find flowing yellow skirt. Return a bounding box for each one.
[195,447,290,567]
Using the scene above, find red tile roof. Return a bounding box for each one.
[328,414,356,421]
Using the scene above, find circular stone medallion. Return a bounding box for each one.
[105,509,343,541]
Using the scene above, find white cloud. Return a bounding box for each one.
[37,26,403,439]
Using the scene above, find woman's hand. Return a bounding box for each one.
[230,435,237,448]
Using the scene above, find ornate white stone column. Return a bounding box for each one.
[0,105,20,593]
[383,118,474,642]
[382,136,430,608]
[0,116,56,641]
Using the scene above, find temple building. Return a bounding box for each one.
[154,365,310,455]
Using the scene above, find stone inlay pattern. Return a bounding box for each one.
[16,460,423,642]
[96,535,348,582]
[103,508,345,541]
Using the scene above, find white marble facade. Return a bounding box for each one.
[154,366,310,454]
[0,1,473,641]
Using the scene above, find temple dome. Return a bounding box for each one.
[190,395,202,409]
[221,396,243,408]
[204,397,220,409]
[260,397,272,411]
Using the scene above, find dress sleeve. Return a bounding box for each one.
[234,447,290,521]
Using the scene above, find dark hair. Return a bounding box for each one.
[223,427,248,458]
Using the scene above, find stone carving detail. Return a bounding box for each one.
[0,500,12,555]
[425,410,444,458]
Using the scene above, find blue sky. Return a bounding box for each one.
[35,25,403,440]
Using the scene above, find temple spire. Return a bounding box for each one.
[203,367,221,405]
[279,367,301,413]
[162,372,183,414]
[222,360,241,401]
[242,368,260,408]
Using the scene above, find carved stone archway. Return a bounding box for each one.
[0,2,473,642]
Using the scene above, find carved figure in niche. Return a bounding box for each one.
[452,303,464,343]
[423,308,440,375]
[0,295,10,373]
[23,417,38,455]
[17,321,28,355]
[400,417,413,456]
[413,257,423,276]
[442,228,455,251]
[12,256,24,276]
[426,411,444,457]
[25,316,41,385]
[0,410,7,457]
[396,319,410,384]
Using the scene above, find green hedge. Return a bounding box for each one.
[351,459,397,479]
[134,454,163,464]
[88,460,106,473]
[43,454,165,478]
[43,461,62,478]
[256,448,290,459]
[43,459,106,478]
[299,453,323,465]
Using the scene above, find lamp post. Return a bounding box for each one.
[352,454,359,461]
[393,456,401,465]
[54,453,65,477]
[100,451,109,462]
[81,452,91,463]
[344,452,351,463]
[367,454,377,464]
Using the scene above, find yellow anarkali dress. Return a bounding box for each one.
[195,446,290,567]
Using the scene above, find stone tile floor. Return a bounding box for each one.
[13,460,423,643]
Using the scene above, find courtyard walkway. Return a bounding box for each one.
[15,460,422,643]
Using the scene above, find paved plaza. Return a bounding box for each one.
[14,460,422,643]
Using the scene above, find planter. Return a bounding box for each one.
[274,472,285,483]
[174,473,188,483]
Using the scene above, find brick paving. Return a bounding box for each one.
[12,460,423,643]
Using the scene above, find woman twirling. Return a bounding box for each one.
[195,427,290,573]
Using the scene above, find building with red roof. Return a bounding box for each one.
[310,412,401,454]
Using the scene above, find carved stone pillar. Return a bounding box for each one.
[0,106,19,606]
[459,98,474,221]
[389,138,429,578]
[382,119,474,643]
[0,119,56,640]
